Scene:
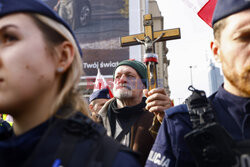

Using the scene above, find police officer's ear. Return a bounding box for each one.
[55,41,75,74]
[210,40,221,63]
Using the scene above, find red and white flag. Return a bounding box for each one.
[93,68,114,98]
[181,0,217,27]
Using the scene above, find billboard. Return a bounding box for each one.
[43,0,129,76]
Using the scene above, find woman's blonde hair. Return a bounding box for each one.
[31,14,89,117]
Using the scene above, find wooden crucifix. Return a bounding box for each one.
[120,14,181,90]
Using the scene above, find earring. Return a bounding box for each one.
[57,67,64,73]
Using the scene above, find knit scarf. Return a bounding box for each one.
[107,97,146,138]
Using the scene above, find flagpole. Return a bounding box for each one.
[145,0,149,14]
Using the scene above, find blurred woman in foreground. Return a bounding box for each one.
[0,0,140,166]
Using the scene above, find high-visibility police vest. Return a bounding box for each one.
[2,114,13,126]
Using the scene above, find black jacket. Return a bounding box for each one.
[0,109,141,167]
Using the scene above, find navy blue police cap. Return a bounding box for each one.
[89,88,111,103]
[0,0,82,56]
[212,0,250,26]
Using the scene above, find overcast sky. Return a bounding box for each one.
[155,0,215,104]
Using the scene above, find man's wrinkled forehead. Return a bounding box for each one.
[114,65,139,77]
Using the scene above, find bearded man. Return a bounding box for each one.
[146,0,250,166]
[98,59,172,166]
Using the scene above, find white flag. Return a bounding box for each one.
[93,69,114,98]
[93,68,108,92]
[180,0,217,27]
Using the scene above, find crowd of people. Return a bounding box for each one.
[0,0,249,167]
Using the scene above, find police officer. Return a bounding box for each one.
[89,88,111,122]
[0,0,140,167]
[145,0,250,166]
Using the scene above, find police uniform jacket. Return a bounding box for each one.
[0,107,141,167]
[145,85,250,167]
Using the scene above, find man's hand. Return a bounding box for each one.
[144,88,172,123]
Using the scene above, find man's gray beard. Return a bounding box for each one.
[113,88,133,99]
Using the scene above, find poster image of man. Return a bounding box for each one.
[52,0,91,30]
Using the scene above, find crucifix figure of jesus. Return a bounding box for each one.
[134,33,165,53]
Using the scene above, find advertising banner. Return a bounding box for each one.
[43,0,129,77]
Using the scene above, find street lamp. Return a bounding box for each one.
[189,65,197,86]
